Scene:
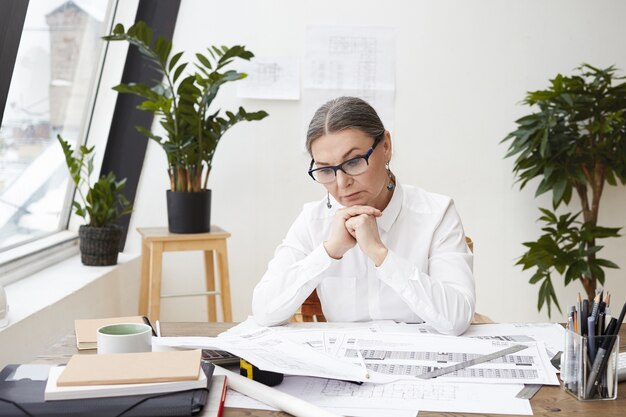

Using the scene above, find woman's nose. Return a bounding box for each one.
[335,169,352,188]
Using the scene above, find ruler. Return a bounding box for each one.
[417,344,528,380]
[516,384,542,399]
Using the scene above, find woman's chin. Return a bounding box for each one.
[340,195,369,207]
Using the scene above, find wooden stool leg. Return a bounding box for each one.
[138,239,150,316]
[217,241,232,322]
[203,250,217,322]
[148,242,164,322]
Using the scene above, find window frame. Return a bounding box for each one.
[0,0,182,286]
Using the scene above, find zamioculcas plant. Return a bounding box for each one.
[103,21,268,193]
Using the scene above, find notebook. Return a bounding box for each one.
[57,349,201,387]
[74,316,148,350]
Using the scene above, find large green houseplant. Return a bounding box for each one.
[502,64,626,316]
[58,135,132,266]
[103,21,268,233]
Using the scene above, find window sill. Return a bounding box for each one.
[0,252,141,367]
[0,231,80,287]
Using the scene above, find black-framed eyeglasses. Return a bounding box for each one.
[308,138,381,184]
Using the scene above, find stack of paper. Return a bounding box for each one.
[154,319,567,416]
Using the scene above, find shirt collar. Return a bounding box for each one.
[377,180,402,232]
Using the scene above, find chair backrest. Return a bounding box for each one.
[291,236,487,323]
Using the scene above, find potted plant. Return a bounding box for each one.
[502,64,626,316]
[58,135,133,266]
[103,21,268,233]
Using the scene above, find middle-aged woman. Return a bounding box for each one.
[252,96,475,335]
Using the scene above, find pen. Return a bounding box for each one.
[356,349,370,380]
[598,311,605,336]
[581,299,589,336]
[587,316,596,362]
[577,293,582,335]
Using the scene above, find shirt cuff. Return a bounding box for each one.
[295,243,337,283]
[375,249,415,292]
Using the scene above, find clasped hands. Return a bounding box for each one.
[323,205,388,266]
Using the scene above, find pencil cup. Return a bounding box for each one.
[561,330,619,401]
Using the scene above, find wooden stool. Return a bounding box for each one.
[137,226,232,323]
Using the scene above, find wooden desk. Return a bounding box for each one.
[137,226,232,323]
[35,322,626,417]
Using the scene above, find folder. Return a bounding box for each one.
[0,362,214,417]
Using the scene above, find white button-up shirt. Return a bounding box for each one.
[252,182,475,335]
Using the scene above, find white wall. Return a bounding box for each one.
[0,255,140,368]
[125,0,626,323]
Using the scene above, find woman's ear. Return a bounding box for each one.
[382,131,392,160]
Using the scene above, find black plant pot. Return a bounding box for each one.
[79,225,122,266]
[166,190,211,234]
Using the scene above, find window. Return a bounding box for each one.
[0,0,120,284]
[0,0,180,286]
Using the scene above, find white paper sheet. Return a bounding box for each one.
[155,321,558,386]
[462,322,566,357]
[225,388,278,411]
[213,365,341,417]
[225,389,418,417]
[155,327,390,383]
[277,376,531,416]
[155,320,553,416]
[303,25,396,139]
[331,331,559,385]
[237,57,300,100]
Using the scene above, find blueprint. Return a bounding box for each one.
[155,319,559,385]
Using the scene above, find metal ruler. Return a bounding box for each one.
[516,384,542,399]
[417,344,528,380]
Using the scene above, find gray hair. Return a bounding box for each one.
[305,97,386,155]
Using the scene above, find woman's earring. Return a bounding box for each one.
[386,162,395,191]
[326,192,332,209]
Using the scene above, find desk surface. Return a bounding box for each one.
[36,322,626,417]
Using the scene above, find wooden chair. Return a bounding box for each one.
[291,236,494,324]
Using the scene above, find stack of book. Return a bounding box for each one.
[0,344,227,416]
[45,349,205,400]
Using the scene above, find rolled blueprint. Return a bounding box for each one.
[213,365,341,417]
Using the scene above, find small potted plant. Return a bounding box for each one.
[58,135,133,266]
[103,21,268,233]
